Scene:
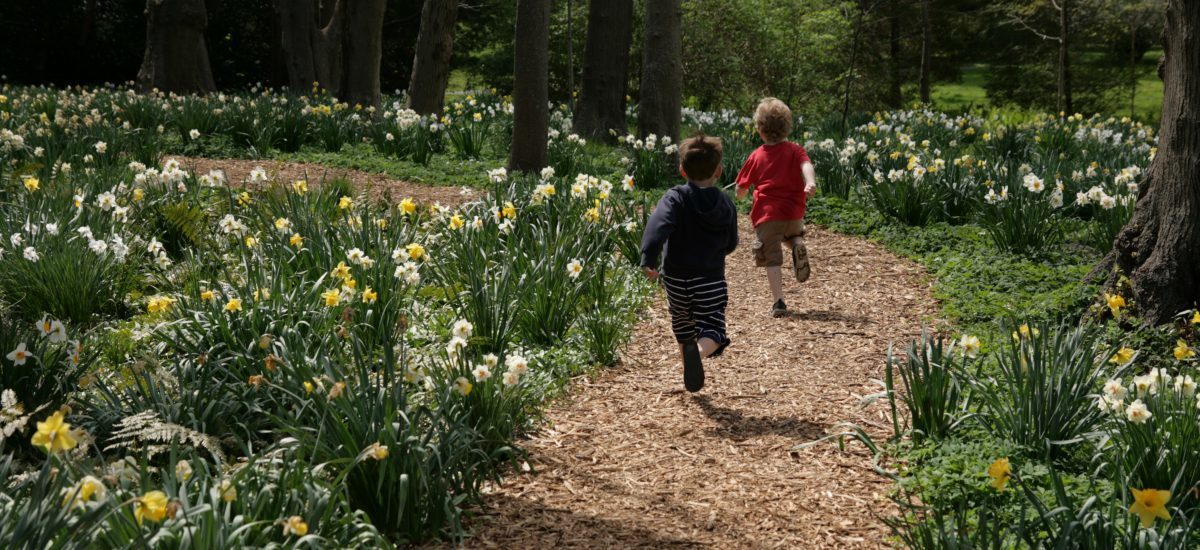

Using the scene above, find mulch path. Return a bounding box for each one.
[173,156,473,206]
[452,219,940,549]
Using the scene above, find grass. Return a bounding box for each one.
[931,55,1164,122]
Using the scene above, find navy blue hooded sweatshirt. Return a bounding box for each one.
[639,182,738,278]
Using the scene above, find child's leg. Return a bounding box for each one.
[765,266,785,301]
[692,277,730,358]
[753,221,787,302]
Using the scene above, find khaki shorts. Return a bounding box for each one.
[752,220,806,267]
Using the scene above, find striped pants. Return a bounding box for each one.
[661,274,729,344]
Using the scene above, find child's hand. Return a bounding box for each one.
[642,267,660,280]
[804,182,817,199]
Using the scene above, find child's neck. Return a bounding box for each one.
[688,179,717,188]
[763,138,788,146]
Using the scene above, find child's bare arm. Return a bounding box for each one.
[736,185,750,200]
[802,161,817,198]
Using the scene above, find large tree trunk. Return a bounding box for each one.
[638,0,682,141]
[1058,0,1073,115]
[406,0,459,115]
[275,0,343,93]
[137,0,216,93]
[1096,0,1200,325]
[339,0,385,112]
[888,0,902,109]
[573,0,634,142]
[918,0,931,103]
[508,0,551,172]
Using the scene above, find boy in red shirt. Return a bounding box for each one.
[735,97,816,317]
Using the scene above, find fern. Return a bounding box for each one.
[105,411,226,462]
[159,201,208,249]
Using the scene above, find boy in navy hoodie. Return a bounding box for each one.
[640,134,738,392]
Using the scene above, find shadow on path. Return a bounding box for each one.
[692,395,827,441]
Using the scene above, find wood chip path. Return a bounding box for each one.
[454,218,939,549]
[187,157,938,547]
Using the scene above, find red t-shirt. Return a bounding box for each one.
[735,141,811,226]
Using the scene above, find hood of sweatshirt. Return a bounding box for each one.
[679,182,736,232]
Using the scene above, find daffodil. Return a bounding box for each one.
[1105,293,1126,316]
[362,287,377,303]
[248,374,266,389]
[454,376,473,396]
[283,515,308,536]
[134,490,169,525]
[146,295,175,314]
[292,179,308,194]
[338,196,353,210]
[224,298,243,313]
[1129,488,1171,529]
[1191,311,1200,325]
[448,215,465,230]
[1110,347,1135,365]
[303,381,314,394]
[237,191,252,206]
[200,289,215,301]
[1126,399,1152,423]
[6,342,30,366]
[364,442,389,461]
[175,460,193,481]
[23,176,39,192]
[987,458,1011,491]
[63,476,106,509]
[1175,340,1196,361]
[321,288,342,307]
[32,410,78,453]
[218,479,237,502]
[960,335,981,358]
[289,233,304,248]
[331,261,352,281]
[399,197,417,215]
[566,259,583,279]
[406,243,426,261]
[502,202,517,219]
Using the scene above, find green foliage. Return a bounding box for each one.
[884,333,972,441]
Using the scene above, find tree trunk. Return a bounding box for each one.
[918,0,931,103]
[1096,0,1200,325]
[406,0,459,115]
[137,0,216,94]
[275,0,343,93]
[841,3,866,139]
[508,0,551,172]
[339,0,386,112]
[1131,22,1138,118]
[1058,0,1073,115]
[638,0,682,141]
[888,0,902,109]
[573,0,634,142]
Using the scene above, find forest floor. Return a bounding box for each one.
[456,217,940,549]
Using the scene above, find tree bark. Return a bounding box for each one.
[339,0,386,112]
[1096,0,1200,325]
[137,0,216,94]
[918,0,931,103]
[573,0,634,142]
[1058,0,1073,115]
[508,0,551,172]
[406,0,459,115]
[275,0,343,94]
[638,0,682,142]
[888,0,902,109]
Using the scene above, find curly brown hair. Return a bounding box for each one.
[754,97,793,143]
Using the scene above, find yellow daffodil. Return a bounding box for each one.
[244,235,258,248]
[399,197,417,215]
[218,479,237,502]
[583,206,600,223]
[23,177,39,192]
[63,476,106,509]
[338,196,353,210]
[1192,311,1200,325]
[502,202,517,219]
[134,490,169,525]
[406,243,425,261]
[132,188,144,202]
[199,289,214,301]
[331,261,352,281]
[328,381,345,400]
[448,215,464,230]
[376,217,388,230]
[289,233,303,248]
[283,515,308,536]
[146,295,175,314]
[1105,293,1126,316]
[987,458,1011,491]
[362,287,378,303]
[238,191,252,206]
[224,298,243,313]
[32,411,78,454]
[1175,340,1196,361]
[303,381,314,394]
[292,179,308,194]
[1110,347,1135,365]
[1013,324,1040,341]
[1129,488,1171,529]
[321,288,342,307]
[364,442,389,461]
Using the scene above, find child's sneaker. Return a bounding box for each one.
[771,299,788,318]
[682,340,705,392]
[791,237,811,282]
